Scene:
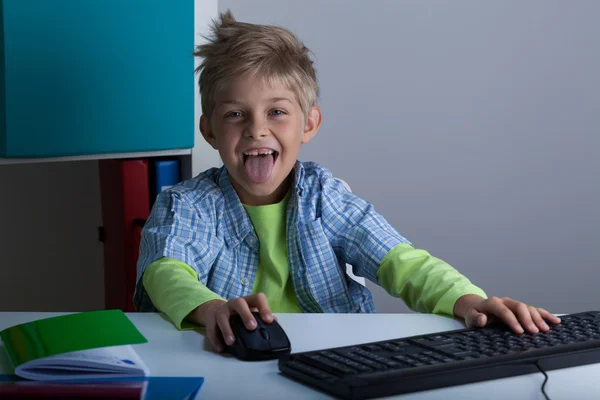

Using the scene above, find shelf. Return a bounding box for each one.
[1,1,194,158]
[0,148,192,165]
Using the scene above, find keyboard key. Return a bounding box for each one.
[302,355,357,377]
[340,351,386,370]
[424,337,455,347]
[363,344,383,352]
[392,355,411,363]
[321,352,373,372]
[455,351,483,359]
[354,349,393,365]
[382,344,424,355]
[382,359,407,368]
[380,343,401,352]
[437,346,464,356]
[412,338,430,345]
[412,354,430,363]
[286,361,337,382]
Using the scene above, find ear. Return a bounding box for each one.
[200,115,218,150]
[301,106,322,144]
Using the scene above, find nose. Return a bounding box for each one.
[244,116,270,139]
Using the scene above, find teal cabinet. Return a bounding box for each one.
[0,0,194,157]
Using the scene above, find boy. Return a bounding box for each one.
[134,10,559,354]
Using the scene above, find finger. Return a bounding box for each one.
[528,306,550,332]
[215,308,236,346]
[244,293,274,324]
[504,299,538,334]
[229,298,258,330]
[206,323,224,353]
[482,297,524,334]
[537,308,561,325]
[248,305,276,320]
[466,308,487,328]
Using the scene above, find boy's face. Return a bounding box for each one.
[200,76,322,206]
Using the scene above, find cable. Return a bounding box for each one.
[535,360,551,400]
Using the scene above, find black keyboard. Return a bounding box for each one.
[278,311,600,399]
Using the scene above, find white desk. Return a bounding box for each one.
[1,312,598,400]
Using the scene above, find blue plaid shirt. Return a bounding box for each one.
[134,161,411,313]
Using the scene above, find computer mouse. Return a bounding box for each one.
[225,312,291,361]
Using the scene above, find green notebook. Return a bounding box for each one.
[0,309,149,381]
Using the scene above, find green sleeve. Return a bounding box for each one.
[142,257,225,330]
[376,243,487,317]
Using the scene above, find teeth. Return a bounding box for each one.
[244,149,274,156]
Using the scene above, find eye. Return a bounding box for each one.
[270,109,286,116]
[225,111,243,118]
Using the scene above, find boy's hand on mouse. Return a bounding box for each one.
[454,294,561,334]
[198,293,275,353]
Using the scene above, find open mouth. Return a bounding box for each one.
[241,149,279,183]
[242,149,279,163]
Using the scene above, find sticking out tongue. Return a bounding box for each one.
[244,154,275,183]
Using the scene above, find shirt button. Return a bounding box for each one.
[241,277,250,286]
[247,236,257,246]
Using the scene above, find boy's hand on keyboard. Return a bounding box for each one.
[199,292,276,353]
[454,294,561,334]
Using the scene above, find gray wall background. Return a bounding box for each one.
[219,0,600,313]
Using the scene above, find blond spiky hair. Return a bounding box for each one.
[193,10,319,120]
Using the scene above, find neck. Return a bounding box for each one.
[231,173,293,206]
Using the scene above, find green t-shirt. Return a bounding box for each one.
[242,191,303,313]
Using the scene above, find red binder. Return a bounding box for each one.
[98,159,150,312]
[0,380,145,399]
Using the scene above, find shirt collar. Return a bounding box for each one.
[216,167,254,246]
[293,161,305,197]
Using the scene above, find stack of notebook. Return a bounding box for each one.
[0,309,203,399]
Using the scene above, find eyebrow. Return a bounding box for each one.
[220,97,294,106]
[268,97,294,104]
